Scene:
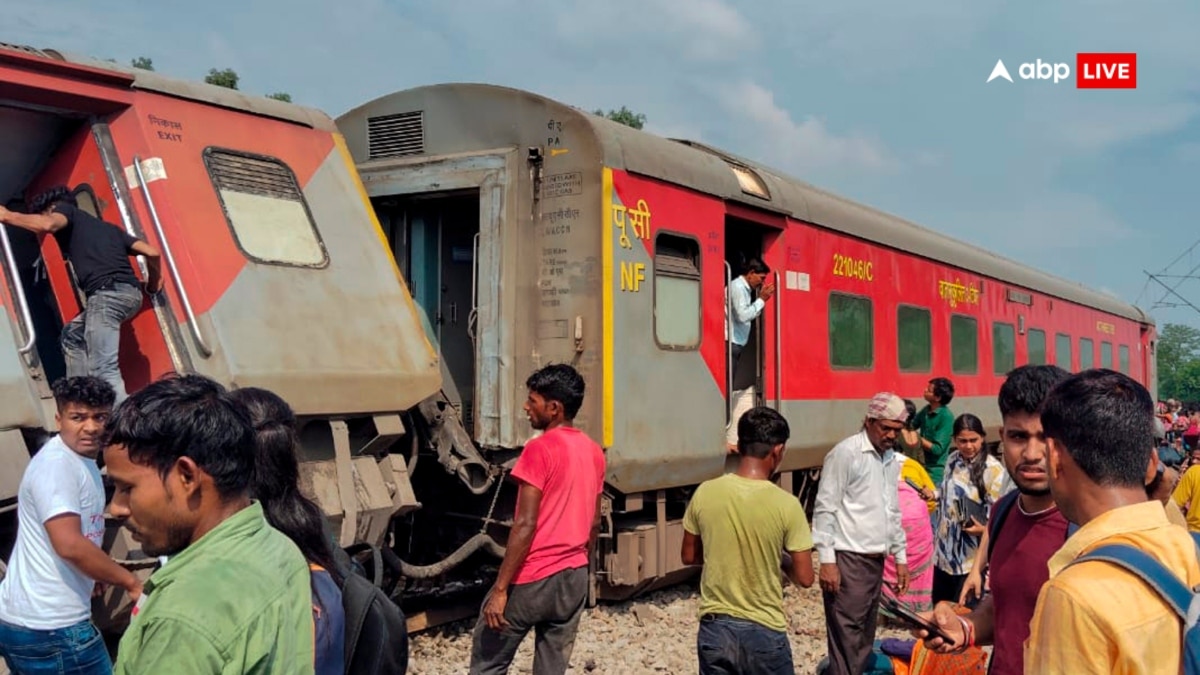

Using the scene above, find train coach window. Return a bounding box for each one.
[1028,328,1047,365]
[951,315,978,375]
[1079,338,1094,370]
[897,305,931,372]
[1101,341,1113,369]
[829,292,873,369]
[652,233,701,350]
[993,322,1015,374]
[1119,344,1130,373]
[203,148,328,268]
[72,186,102,217]
[1056,333,1072,370]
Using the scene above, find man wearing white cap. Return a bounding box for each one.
[813,392,909,675]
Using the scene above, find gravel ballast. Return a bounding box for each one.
[408,582,915,674]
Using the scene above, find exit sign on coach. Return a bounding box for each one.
[1076,53,1137,89]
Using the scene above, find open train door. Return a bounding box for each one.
[0,52,182,513]
[2,52,187,401]
[723,203,788,426]
[24,123,190,392]
[0,47,186,636]
[348,145,523,450]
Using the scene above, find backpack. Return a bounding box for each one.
[1069,532,1200,675]
[986,490,1078,563]
[341,543,410,675]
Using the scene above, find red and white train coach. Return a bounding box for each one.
[339,83,1154,598]
[0,43,448,628]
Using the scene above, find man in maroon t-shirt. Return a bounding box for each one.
[916,364,1071,675]
[469,364,606,675]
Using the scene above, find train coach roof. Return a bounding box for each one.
[0,43,335,132]
[347,82,1151,326]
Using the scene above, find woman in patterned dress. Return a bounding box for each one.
[931,414,1008,606]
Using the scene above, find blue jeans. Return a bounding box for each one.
[697,614,793,675]
[0,618,112,675]
[61,283,143,403]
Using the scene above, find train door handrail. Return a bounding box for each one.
[724,260,733,424]
[0,224,35,354]
[774,270,782,410]
[467,231,480,343]
[132,156,213,357]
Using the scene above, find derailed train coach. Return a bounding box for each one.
[337,83,1156,601]
[0,43,475,634]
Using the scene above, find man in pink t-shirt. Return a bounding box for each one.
[469,364,606,675]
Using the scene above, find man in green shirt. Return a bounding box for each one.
[913,377,956,484]
[681,406,814,674]
[102,375,315,675]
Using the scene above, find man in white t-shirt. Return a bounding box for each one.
[0,377,143,675]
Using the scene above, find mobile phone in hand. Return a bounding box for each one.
[880,596,956,646]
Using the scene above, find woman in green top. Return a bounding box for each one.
[913,377,956,484]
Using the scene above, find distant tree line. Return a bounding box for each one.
[1158,323,1200,402]
[593,106,646,129]
[128,56,291,103]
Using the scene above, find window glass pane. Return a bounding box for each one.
[205,149,328,267]
[653,234,701,350]
[830,293,873,368]
[1056,334,1072,370]
[654,276,700,347]
[219,192,327,265]
[74,189,101,217]
[1100,341,1113,369]
[993,322,1016,374]
[1028,329,1047,365]
[1080,338,1094,370]
[897,306,932,372]
[951,315,978,374]
[1119,345,1130,374]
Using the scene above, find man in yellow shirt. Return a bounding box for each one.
[682,407,814,674]
[1173,447,1200,532]
[1024,369,1200,674]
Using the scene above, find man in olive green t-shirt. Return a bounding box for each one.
[682,407,814,674]
[913,377,956,484]
[102,376,315,675]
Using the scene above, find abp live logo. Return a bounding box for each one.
[987,53,1137,88]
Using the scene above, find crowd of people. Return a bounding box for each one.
[690,364,1200,675]
[2,232,1197,675]
[0,363,604,675]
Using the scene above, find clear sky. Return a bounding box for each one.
[7,0,1199,328]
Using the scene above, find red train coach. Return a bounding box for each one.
[0,44,447,630]
[338,83,1154,599]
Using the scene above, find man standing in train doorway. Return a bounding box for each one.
[0,186,162,403]
[725,258,775,452]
